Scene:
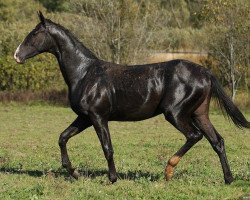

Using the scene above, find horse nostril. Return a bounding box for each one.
[14,48,23,63]
[14,53,18,61]
[14,53,17,60]
[14,44,23,63]
[14,53,23,64]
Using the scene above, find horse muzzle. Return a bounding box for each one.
[14,52,25,64]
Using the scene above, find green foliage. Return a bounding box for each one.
[65,0,165,64]
[161,0,190,28]
[0,55,62,91]
[0,0,44,22]
[60,0,206,64]
[149,27,207,51]
[36,0,69,12]
[201,0,250,99]
[0,0,63,91]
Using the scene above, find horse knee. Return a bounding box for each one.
[186,131,203,143]
[58,133,68,147]
[104,146,114,160]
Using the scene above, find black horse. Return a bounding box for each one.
[14,12,249,184]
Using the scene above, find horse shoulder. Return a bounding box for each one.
[74,74,112,116]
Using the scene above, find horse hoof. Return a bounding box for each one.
[165,165,174,181]
[225,176,234,184]
[71,169,80,179]
[109,174,117,183]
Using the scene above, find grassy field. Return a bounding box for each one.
[0,103,249,200]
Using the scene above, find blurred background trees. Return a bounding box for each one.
[202,0,249,101]
[0,0,249,105]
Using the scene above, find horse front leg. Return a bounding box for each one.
[59,116,91,179]
[89,113,117,183]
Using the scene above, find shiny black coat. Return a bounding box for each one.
[70,59,209,122]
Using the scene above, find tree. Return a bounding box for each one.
[202,0,250,101]
[64,0,172,64]
[161,0,190,28]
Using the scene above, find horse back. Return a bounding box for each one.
[76,59,210,121]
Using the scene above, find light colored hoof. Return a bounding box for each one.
[72,169,80,179]
[165,165,174,181]
[165,155,181,181]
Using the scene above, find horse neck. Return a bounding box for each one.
[49,26,97,90]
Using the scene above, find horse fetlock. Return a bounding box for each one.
[62,158,71,167]
[62,162,69,168]
[168,155,181,167]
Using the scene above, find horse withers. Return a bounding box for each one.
[14,11,249,184]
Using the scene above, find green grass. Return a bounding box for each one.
[0,103,249,200]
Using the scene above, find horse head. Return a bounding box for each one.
[14,11,54,63]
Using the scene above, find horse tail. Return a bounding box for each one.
[209,73,250,129]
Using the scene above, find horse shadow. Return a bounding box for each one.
[0,166,162,182]
[2,166,247,183]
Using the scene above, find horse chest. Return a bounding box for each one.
[68,89,86,115]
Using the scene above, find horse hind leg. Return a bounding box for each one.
[164,112,203,181]
[193,112,234,184]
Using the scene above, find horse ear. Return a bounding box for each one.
[37,11,46,27]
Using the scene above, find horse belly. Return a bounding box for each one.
[112,89,163,121]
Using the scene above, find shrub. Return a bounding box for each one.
[0,55,63,91]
